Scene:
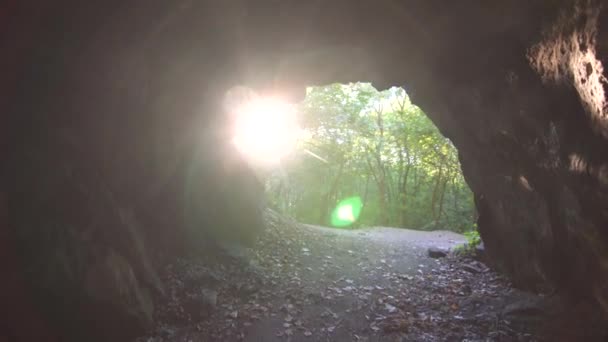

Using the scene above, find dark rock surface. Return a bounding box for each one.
[427,247,448,259]
[3,0,608,339]
[473,242,486,262]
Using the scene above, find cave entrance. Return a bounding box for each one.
[258,82,475,233]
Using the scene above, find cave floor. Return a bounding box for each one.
[139,212,556,342]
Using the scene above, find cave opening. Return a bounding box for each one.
[231,82,475,233]
[5,1,608,341]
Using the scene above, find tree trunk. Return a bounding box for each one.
[319,161,345,224]
[365,154,388,225]
[430,168,443,221]
[400,164,411,227]
[452,176,459,216]
[436,177,449,223]
[378,172,388,225]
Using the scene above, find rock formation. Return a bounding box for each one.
[3,0,607,339]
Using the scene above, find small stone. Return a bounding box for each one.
[427,247,447,258]
[462,264,482,274]
[474,242,486,261]
[160,327,175,338]
[201,288,218,308]
[385,303,397,313]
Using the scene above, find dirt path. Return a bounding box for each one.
[244,224,468,341]
[140,211,548,342]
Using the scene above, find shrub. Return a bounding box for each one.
[454,224,480,255]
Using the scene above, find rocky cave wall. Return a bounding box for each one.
[3,0,608,340]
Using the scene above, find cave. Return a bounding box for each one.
[3,0,608,341]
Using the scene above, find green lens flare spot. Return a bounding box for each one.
[331,196,363,227]
[337,205,354,221]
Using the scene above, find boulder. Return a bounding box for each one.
[427,247,448,259]
[7,143,161,341]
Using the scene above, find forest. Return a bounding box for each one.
[264,83,476,232]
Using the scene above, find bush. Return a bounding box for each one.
[454,225,480,255]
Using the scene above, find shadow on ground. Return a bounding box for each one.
[137,210,599,342]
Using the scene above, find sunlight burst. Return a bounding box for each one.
[232,97,300,165]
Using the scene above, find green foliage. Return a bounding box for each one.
[454,225,481,254]
[265,83,475,232]
[464,229,481,247]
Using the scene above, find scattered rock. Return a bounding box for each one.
[502,299,545,317]
[462,263,483,274]
[159,327,175,338]
[428,247,448,258]
[473,242,486,261]
[201,288,218,308]
[382,317,409,333]
[139,211,556,341]
[462,261,487,274]
[385,303,398,313]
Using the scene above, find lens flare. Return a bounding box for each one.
[337,204,355,222]
[232,97,299,165]
[331,196,363,227]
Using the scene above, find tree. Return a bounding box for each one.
[265,83,475,232]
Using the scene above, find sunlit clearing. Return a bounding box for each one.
[232,97,300,165]
[331,196,363,227]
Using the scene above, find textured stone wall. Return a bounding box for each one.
[3,0,607,339]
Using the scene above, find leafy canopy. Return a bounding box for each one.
[265,83,475,232]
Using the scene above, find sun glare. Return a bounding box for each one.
[232,97,299,165]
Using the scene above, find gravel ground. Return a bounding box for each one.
[136,210,602,342]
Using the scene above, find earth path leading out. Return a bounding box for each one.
[145,213,543,342]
